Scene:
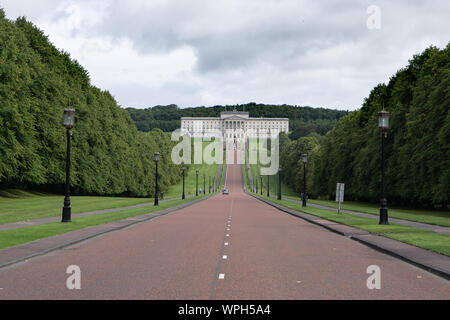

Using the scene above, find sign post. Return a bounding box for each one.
[336,183,345,214]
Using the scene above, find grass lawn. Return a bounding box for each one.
[248,190,450,256]
[0,139,226,225]
[0,191,154,225]
[304,198,450,227]
[164,139,224,199]
[0,194,211,250]
[246,140,297,197]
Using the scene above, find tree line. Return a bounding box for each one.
[0,11,182,197]
[279,44,449,208]
[126,103,348,139]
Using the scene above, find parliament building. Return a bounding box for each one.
[180,110,289,141]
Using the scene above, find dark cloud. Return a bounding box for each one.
[1,0,449,109]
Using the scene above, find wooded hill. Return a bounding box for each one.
[126,104,348,139]
[280,44,449,208]
[0,10,181,197]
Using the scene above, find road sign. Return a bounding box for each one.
[336,183,344,202]
[336,183,344,214]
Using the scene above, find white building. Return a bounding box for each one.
[180,110,289,141]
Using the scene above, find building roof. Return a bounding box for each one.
[220,111,249,115]
[180,117,219,120]
[180,117,289,120]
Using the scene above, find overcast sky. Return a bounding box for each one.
[1,0,448,110]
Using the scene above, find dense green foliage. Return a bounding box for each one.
[278,132,321,199]
[126,103,348,139]
[0,11,181,197]
[280,45,449,208]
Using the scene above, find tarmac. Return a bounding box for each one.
[0,150,448,299]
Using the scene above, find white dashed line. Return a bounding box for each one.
[226,234,230,237]
[224,242,229,246]
[222,255,227,259]
[218,274,225,279]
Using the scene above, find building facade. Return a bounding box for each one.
[180,111,289,141]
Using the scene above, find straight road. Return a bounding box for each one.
[0,151,449,299]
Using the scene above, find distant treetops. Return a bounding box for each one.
[125,103,348,139]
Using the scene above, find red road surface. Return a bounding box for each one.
[0,151,449,299]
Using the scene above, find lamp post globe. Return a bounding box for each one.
[378,110,389,130]
[302,154,307,164]
[62,108,75,223]
[378,110,389,225]
[63,108,75,129]
[154,152,160,206]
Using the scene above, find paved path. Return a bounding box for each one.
[0,196,187,232]
[0,151,448,299]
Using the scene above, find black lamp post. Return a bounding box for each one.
[267,175,270,197]
[378,110,389,225]
[260,176,263,195]
[196,170,199,196]
[182,164,186,200]
[154,152,160,206]
[302,153,307,207]
[203,174,206,194]
[209,176,211,193]
[277,166,282,200]
[62,108,75,223]
[255,176,258,193]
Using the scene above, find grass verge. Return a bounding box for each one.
[164,139,221,199]
[0,194,210,250]
[0,193,155,225]
[246,140,297,197]
[305,198,450,227]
